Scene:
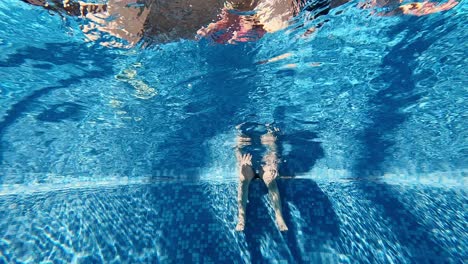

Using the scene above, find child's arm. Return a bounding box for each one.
[396,0,458,16]
[359,0,459,16]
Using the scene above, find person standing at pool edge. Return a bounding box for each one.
[235,123,288,232]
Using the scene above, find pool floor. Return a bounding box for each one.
[0,178,465,263]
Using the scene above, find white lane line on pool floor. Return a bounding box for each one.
[0,169,465,196]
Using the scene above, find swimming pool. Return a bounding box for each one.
[0,0,466,263]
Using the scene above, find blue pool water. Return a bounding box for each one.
[0,0,467,263]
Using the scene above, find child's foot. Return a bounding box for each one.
[235,220,245,231]
[276,217,288,232]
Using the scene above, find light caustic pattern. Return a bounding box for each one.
[0,180,466,262]
[0,0,466,263]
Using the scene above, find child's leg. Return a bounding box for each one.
[236,152,255,231]
[261,151,288,231]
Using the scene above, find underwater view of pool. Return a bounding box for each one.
[0,0,466,263]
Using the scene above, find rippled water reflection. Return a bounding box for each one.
[0,0,466,262]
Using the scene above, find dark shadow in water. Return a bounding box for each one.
[243,179,340,263]
[144,182,247,263]
[0,43,99,68]
[354,17,456,176]
[144,180,339,263]
[150,43,262,178]
[238,104,333,262]
[278,130,325,176]
[36,102,85,122]
[353,17,457,262]
[0,43,115,167]
[273,105,325,176]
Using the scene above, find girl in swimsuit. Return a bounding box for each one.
[235,122,288,231]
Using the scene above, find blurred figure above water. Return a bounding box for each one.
[21,0,459,46]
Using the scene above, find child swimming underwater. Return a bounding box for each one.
[235,122,287,231]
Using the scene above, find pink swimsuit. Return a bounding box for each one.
[203,10,267,44]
